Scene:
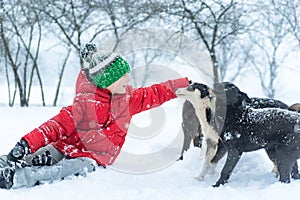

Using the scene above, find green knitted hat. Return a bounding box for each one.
[80,43,130,88]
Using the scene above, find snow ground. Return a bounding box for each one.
[1,105,300,200]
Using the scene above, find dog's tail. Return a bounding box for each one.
[289,103,300,113]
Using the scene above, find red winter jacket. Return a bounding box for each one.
[22,70,189,166]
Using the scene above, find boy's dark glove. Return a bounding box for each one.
[7,139,30,163]
[32,151,53,166]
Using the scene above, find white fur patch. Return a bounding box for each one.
[176,87,220,180]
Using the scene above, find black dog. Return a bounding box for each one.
[211,82,300,186]
[179,83,289,163]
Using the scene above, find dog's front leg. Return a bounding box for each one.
[196,138,218,181]
[277,157,294,183]
[213,148,242,187]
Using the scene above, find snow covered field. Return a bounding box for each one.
[1,104,300,200]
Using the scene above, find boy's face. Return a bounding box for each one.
[107,73,130,94]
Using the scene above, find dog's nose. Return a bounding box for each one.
[187,85,195,91]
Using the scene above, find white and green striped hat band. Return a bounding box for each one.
[88,53,130,88]
[80,43,130,88]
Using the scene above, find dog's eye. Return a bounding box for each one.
[187,86,195,91]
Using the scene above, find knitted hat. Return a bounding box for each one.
[80,43,131,88]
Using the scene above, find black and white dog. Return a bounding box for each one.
[177,83,220,180]
[177,82,300,186]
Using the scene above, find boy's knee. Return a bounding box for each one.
[59,157,97,178]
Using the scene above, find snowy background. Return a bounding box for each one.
[0,41,299,199]
[1,99,300,199]
[1,0,300,198]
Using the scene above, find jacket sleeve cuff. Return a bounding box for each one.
[171,77,190,90]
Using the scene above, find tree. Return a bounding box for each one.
[273,0,300,45]
[248,0,295,98]
[31,0,161,105]
[162,0,250,83]
[1,0,299,106]
[0,0,45,106]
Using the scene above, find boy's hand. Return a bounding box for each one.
[32,151,53,166]
[7,139,30,163]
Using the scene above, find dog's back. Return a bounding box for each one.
[249,97,289,109]
[222,107,300,151]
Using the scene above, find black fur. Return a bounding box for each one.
[206,108,212,124]
[249,97,288,109]
[212,82,300,187]
[188,83,210,98]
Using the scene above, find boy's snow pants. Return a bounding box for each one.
[0,145,97,188]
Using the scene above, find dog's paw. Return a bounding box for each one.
[292,173,300,179]
[176,156,183,161]
[212,183,220,188]
[212,180,227,187]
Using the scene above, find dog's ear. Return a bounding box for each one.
[239,91,251,105]
[199,85,210,98]
[190,82,210,99]
[200,90,209,98]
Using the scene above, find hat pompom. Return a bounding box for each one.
[80,43,97,63]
